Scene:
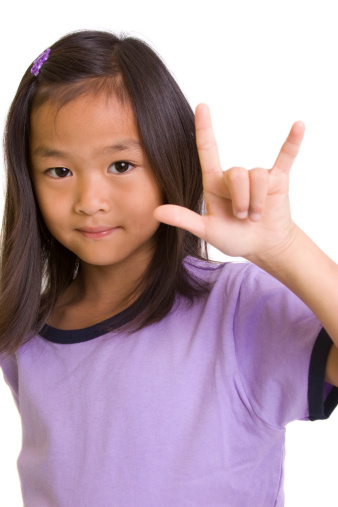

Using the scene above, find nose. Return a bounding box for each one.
[74,174,111,215]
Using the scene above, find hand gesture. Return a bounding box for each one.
[153,104,305,261]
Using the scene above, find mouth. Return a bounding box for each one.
[76,226,119,239]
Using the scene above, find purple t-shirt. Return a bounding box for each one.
[1,259,338,506]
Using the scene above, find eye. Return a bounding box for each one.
[46,167,72,178]
[108,161,134,174]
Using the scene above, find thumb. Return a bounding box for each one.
[153,204,206,240]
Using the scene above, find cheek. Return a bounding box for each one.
[131,183,162,225]
[144,174,163,208]
[34,186,67,229]
[121,197,160,244]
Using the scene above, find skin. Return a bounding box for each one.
[154,104,338,386]
[30,93,162,328]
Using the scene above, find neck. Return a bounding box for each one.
[57,252,151,313]
[78,252,152,305]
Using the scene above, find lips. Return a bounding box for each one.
[76,226,118,239]
[77,226,115,233]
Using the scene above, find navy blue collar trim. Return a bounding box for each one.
[39,300,139,344]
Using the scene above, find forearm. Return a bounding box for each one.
[249,224,338,347]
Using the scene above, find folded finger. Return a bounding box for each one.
[248,168,269,221]
[224,167,250,219]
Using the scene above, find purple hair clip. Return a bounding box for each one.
[30,48,51,76]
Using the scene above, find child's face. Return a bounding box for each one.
[30,93,162,271]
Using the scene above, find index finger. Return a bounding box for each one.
[272,121,305,174]
[195,104,222,177]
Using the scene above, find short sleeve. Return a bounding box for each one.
[308,328,338,421]
[233,264,338,428]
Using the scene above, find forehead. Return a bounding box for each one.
[30,93,139,150]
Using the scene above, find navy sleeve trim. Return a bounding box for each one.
[308,328,338,421]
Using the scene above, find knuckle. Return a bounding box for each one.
[197,138,217,152]
[227,167,248,182]
[249,167,268,181]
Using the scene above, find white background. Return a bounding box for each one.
[1,1,338,505]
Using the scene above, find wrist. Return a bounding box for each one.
[246,222,300,278]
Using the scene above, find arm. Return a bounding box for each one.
[154,104,338,386]
[251,225,338,386]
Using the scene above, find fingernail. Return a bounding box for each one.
[236,211,248,219]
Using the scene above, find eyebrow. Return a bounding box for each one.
[32,139,143,159]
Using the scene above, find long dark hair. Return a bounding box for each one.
[0,30,210,356]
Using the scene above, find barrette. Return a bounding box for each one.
[30,48,51,76]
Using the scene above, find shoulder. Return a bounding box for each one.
[184,256,251,283]
[183,256,317,337]
[183,256,279,297]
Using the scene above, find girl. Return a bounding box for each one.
[1,30,338,506]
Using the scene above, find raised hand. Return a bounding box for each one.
[153,104,305,261]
